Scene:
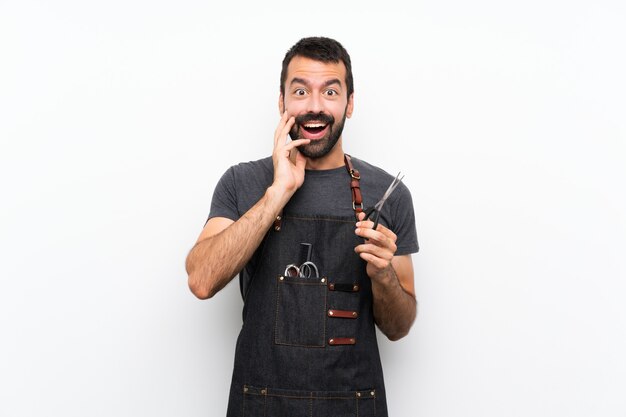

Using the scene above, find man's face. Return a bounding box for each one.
[280,56,354,159]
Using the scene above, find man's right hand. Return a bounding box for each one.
[272,111,310,196]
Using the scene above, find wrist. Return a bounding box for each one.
[265,184,293,214]
[370,265,396,287]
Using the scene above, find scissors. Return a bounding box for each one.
[284,261,320,278]
[362,172,404,230]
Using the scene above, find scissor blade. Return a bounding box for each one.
[376,172,404,210]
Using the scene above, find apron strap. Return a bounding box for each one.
[344,154,363,219]
[273,153,363,231]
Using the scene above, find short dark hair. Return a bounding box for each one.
[280,37,354,98]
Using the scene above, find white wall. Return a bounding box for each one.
[1,1,625,416]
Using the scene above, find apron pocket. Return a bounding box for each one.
[274,275,327,347]
[242,385,377,417]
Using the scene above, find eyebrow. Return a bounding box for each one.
[290,78,343,89]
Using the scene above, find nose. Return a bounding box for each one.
[306,92,323,114]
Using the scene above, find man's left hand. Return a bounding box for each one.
[354,212,398,282]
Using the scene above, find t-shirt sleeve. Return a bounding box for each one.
[391,182,419,256]
[208,166,240,222]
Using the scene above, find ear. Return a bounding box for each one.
[278,93,285,115]
[346,93,354,118]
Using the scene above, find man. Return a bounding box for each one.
[186,37,418,417]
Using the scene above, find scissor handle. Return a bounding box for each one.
[284,264,300,277]
[299,261,319,278]
[362,206,381,230]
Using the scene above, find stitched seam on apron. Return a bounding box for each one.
[284,215,355,223]
[244,393,374,400]
[273,341,326,348]
[374,393,377,416]
[323,284,327,346]
[263,392,267,417]
[274,276,280,346]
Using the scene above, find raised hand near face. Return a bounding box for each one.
[272,111,310,195]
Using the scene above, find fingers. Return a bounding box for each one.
[275,139,310,162]
[354,241,394,261]
[273,111,309,163]
[274,111,295,147]
[356,250,393,270]
[295,148,307,170]
[284,138,310,152]
[274,112,310,161]
[354,233,397,257]
[274,111,289,144]
[355,219,398,244]
[354,241,395,273]
[354,217,397,272]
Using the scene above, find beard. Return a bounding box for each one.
[288,107,348,159]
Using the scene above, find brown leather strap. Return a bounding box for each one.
[344,154,363,218]
[328,337,356,346]
[328,309,358,319]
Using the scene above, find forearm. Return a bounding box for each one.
[186,185,289,299]
[371,266,417,341]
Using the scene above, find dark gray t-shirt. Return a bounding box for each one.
[209,156,419,294]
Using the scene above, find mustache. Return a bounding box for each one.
[294,112,335,126]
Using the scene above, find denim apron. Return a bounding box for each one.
[226,161,388,417]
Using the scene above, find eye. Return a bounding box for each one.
[294,88,306,96]
[325,89,338,97]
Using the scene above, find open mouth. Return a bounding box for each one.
[301,122,329,138]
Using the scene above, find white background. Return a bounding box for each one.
[1,1,625,416]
